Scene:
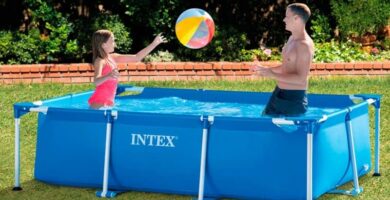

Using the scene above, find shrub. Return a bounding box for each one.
[314,40,371,62]
[0,31,13,64]
[120,0,182,45]
[0,29,41,64]
[175,26,248,61]
[382,38,390,51]
[41,20,79,62]
[376,50,390,61]
[240,48,272,61]
[330,0,390,38]
[91,14,132,54]
[12,29,41,64]
[23,0,80,63]
[310,9,332,43]
[144,50,176,62]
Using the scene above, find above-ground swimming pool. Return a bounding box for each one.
[13,85,381,200]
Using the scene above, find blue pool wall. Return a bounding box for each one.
[33,86,371,199]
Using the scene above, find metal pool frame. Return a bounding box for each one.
[12,85,382,200]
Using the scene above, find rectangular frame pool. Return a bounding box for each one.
[13,85,382,199]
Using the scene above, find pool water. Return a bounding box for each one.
[57,97,338,118]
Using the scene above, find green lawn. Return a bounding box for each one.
[0,76,389,200]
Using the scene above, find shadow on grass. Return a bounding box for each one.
[0,174,382,200]
[0,179,98,200]
[0,179,193,200]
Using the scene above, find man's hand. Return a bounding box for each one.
[250,61,266,71]
[251,64,274,77]
[257,67,274,77]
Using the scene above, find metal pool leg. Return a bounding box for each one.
[373,107,381,176]
[13,118,22,191]
[306,122,314,200]
[194,116,214,200]
[96,110,118,198]
[346,112,362,195]
[354,95,381,176]
[329,110,362,196]
[12,104,47,192]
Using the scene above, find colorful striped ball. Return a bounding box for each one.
[175,8,215,49]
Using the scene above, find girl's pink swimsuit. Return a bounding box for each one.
[88,62,118,107]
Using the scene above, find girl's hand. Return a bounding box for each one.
[109,68,120,79]
[153,33,168,45]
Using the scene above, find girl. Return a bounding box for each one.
[88,30,167,109]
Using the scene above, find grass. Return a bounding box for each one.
[0,76,389,200]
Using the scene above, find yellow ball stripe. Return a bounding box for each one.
[175,16,205,45]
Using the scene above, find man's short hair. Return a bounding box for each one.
[288,3,311,23]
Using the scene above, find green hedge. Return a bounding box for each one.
[0,0,389,64]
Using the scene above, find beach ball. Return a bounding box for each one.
[175,8,215,49]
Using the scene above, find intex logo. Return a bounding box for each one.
[131,133,178,147]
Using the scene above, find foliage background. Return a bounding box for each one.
[0,0,389,64]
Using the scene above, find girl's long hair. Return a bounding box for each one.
[92,30,113,63]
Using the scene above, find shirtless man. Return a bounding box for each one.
[253,3,314,116]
